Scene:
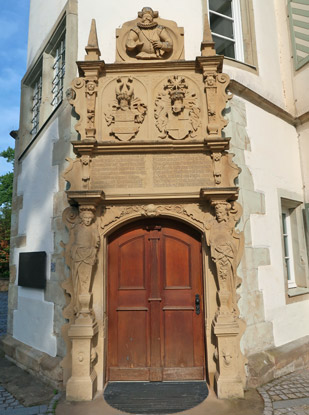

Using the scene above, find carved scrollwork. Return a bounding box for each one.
[100,203,209,233]
[155,75,201,140]
[202,69,232,138]
[73,78,85,90]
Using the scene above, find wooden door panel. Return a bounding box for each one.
[163,235,191,288]
[117,310,148,367]
[119,236,145,289]
[163,367,204,380]
[164,309,194,367]
[108,227,149,379]
[108,220,205,382]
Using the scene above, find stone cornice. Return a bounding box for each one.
[71,140,227,155]
[230,80,309,127]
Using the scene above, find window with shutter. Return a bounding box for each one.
[288,0,309,70]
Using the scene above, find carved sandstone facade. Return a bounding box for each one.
[61,12,246,400]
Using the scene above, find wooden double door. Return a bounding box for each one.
[107,219,205,381]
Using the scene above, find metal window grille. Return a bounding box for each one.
[207,0,244,61]
[288,0,309,70]
[30,76,42,135]
[51,38,65,107]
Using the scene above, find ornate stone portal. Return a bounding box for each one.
[62,12,246,401]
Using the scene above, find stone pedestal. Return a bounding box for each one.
[213,320,244,399]
[66,320,98,401]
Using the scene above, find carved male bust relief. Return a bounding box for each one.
[116,7,184,62]
[126,7,173,59]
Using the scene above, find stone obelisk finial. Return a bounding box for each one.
[200,13,216,56]
[85,19,101,61]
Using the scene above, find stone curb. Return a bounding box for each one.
[45,391,62,414]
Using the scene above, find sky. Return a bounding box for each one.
[0,0,30,175]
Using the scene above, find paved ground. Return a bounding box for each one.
[0,349,61,414]
[259,369,309,415]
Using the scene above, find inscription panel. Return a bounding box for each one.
[153,153,213,188]
[91,154,146,189]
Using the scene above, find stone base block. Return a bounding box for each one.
[0,334,63,388]
[215,374,244,399]
[247,335,309,388]
[66,370,97,401]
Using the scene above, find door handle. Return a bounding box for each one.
[195,294,200,315]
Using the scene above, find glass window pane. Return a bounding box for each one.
[213,35,235,58]
[283,235,289,257]
[209,0,232,17]
[285,258,291,280]
[281,213,287,234]
[210,13,234,39]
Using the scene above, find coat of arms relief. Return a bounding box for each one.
[154,75,201,140]
[104,77,147,141]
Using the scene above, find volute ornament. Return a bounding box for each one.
[155,76,201,140]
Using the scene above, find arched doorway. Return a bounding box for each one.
[107,218,206,382]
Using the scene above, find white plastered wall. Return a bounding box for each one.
[13,121,59,356]
[77,0,203,63]
[244,100,309,347]
[27,0,68,66]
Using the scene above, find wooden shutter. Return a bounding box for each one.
[288,0,309,69]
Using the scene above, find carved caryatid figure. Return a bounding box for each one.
[126,7,173,59]
[206,201,244,318]
[70,208,100,315]
[155,76,200,140]
[105,77,147,141]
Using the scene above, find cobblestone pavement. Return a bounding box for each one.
[0,291,8,336]
[0,385,62,414]
[259,369,309,415]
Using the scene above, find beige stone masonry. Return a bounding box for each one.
[1,335,63,388]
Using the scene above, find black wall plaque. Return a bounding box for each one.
[18,251,47,289]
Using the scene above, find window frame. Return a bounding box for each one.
[281,206,297,288]
[207,0,244,61]
[279,195,309,300]
[18,11,72,158]
[204,0,258,68]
